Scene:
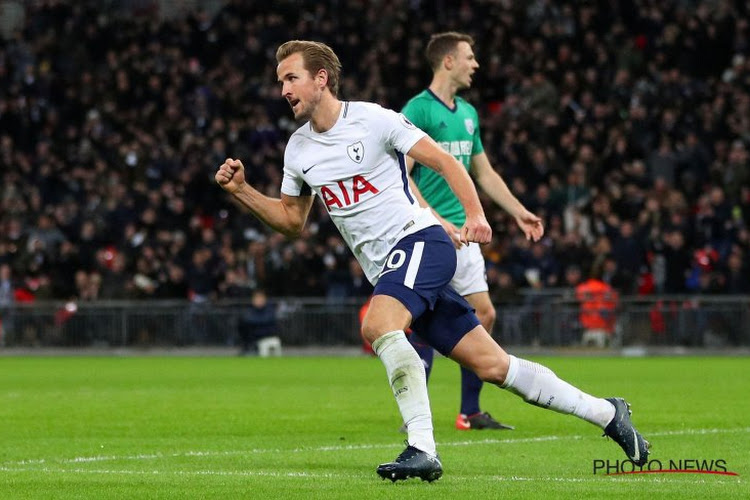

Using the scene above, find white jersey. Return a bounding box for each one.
[281,101,440,284]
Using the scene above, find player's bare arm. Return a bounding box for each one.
[470,152,544,242]
[407,137,491,245]
[215,158,314,238]
[404,155,463,249]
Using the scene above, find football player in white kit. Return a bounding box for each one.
[215,40,649,482]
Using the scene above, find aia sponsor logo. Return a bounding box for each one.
[321,175,379,210]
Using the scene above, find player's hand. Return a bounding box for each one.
[514,208,544,242]
[437,215,462,249]
[215,158,246,194]
[460,213,492,245]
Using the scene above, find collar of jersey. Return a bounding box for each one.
[308,101,349,134]
[426,89,458,113]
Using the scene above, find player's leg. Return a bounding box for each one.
[459,292,498,425]
[407,332,435,380]
[450,326,615,425]
[361,295,435,456]
[451,243,510,429]
[366,226,459,481]
[396,333,434,434]
[448,325,650,464]
[463,291,497,334]
[456,292,495,418]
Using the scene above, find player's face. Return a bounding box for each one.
[277,53,323,121]
[451,41,479,89]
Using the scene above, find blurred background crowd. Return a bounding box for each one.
[1,0,749,308]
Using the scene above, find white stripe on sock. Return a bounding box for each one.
[403,241,424,289]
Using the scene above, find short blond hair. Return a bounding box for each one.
[276,40,342,97]
[425,32,475,71]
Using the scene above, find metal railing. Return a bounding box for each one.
[493,294,750,348]
[1,295,749,349]
[0,298,364,349]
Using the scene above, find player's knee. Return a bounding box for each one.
[360,319,382,345]
[473,355,509,385]
[361,317,401,345]
[360,295,412,345]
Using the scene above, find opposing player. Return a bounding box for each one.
[402,32,533,431]
[215,40,649,482]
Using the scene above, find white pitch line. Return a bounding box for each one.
[2,437,571,467]
[648,427,750,437]
[0,466,347,479]
[0,467,740,485]
[2,427,748,468]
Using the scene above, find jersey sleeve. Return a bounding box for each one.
[401,98,427,132]
[281,168,311,197]
[280,136,313,197]
[375,105,426,155]
[471,106,484,155]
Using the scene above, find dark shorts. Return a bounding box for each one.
[373,225,480,355]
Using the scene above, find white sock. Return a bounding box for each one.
[372,330,436,455]
[503,355,615,428]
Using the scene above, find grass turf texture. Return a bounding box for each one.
[0,355,746,499]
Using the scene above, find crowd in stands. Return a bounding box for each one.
[1,0,749,308]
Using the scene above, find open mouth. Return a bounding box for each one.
[289,98,300,110]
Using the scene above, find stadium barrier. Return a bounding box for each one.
[0,294,748,349]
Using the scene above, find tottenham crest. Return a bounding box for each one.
[347,141,364,163]
[464,118,475,135]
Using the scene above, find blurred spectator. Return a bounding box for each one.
[661,230,692,293]
[187,248,216,303]
[0,263,14,345]
[575,266,619,348]
[610,221,644,292]
[724,250,750,293]
[562,264,583,290]
[99,251,133,300]
[488,268,522,306]
[237,289,278,356]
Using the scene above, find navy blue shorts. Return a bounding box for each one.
[373,225,480,356]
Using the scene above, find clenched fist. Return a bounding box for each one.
[215,158,246,194]
[460,213,492,245]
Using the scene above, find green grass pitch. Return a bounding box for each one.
[0,355,746,499]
